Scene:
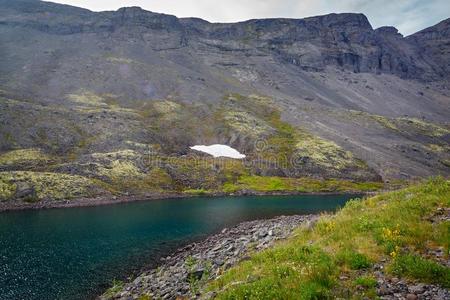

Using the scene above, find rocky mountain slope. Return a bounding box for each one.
[0,0,449,203]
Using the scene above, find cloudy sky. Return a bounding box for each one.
[53,0,449,36]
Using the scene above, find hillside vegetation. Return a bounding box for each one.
[207,178,450,299]
[1,1,450,182]
[0,94,387,205]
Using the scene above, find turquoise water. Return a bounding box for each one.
[0,194,357,300]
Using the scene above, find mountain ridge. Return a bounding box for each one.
[0,0,449,204]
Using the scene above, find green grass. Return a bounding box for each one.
[389,254,450,287]
[222,175,384,193]
[354,275,377,288]
[208,177,450,299]
[183,188,211,195]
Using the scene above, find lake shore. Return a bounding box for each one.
[0,190,373,212]
[99,214,317,300]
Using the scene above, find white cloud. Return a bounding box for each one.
[52,0,450,35]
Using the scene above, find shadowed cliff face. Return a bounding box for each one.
[0,0,449,188]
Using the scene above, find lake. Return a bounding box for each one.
[0,194,359,300]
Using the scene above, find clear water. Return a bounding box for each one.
[0,194,358,300]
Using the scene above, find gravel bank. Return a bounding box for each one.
[100,215,316,300]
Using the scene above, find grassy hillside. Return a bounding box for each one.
[207,178,449,299]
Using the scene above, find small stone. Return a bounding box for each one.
[258,231,268,238]
[187,268,204,281]
[377,285,390,296]
[408,284,425,294]
[406,294,418,300]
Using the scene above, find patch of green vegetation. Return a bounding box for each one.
[163,156,247,191]
[223,94,370,172]
[295,131,359,170]
[265,111,298,164]
[354,275,377,288]
[0,179,16,201]
[426,144,449,152]
[146,167,173,189]
[209,178,450,299]
[389,254,450,287]
[67,91,108,107]
[87,151,176,193]
[183,188,211,195]
[0,148,52,167]
[152,100,181,115]
[236,176,289,192]
[336,249,372,270]
[0,171,110,202]
[222,175,383,193]
[223,110,274,138]
[348,110,450,137]
[398,118,450,137]
[98,160,143,179]
[103,279,125,298]
[371,115,398,131]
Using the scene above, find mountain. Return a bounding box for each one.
[0,0,449,204]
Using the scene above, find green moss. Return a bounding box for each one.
[223,110,273,138]
[0,148,51,167]
[295,131,358,170]
[371,115,398,131]
[152,101,181,114]
[0,179,16,201]
[398,118,450,137]
[0,171,110,201]
[348,110,450,137]
[222,94,369,172]
[67,91,108,107]
[209,178,450,298]
[146,167,173,189]
[426,144,449,152]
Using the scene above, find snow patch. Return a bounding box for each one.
[190,144,246,159]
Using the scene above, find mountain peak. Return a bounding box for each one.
[305,13,372,30]
[375,26,403,37]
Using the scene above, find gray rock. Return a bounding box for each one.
[14,182,37,201]
[408,284,425,294]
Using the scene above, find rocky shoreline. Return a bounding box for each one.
[99,212,450,300]
[100,214,317,300]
